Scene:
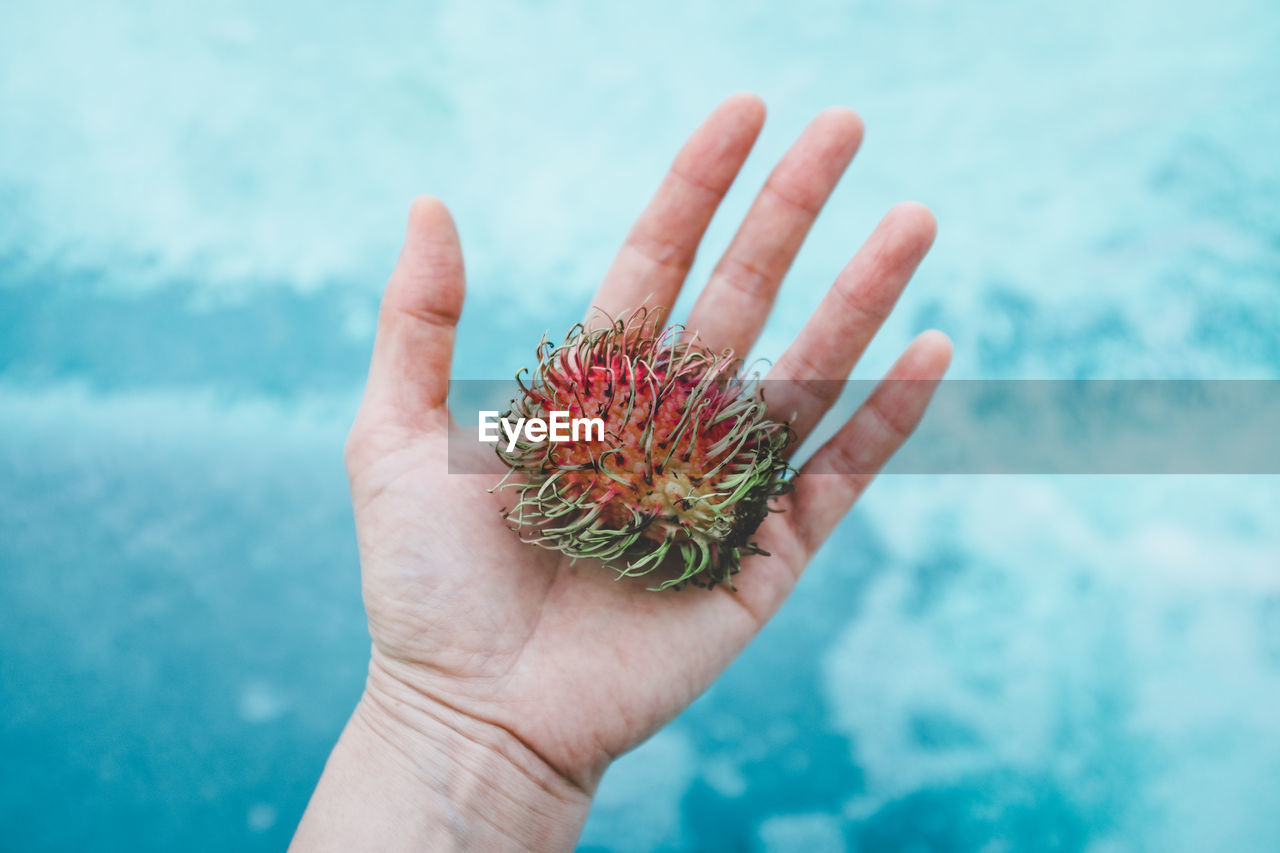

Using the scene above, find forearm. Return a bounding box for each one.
[291,658,592,852]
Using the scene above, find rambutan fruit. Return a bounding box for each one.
[494,308,794,591]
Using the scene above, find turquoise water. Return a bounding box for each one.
[3,1,1280,850]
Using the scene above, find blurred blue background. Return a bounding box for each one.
[3,1,1280,850]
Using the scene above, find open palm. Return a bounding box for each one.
[341,95,951,808]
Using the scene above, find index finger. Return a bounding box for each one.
[587,93,765,326]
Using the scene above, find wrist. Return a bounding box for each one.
[292,653,592,852]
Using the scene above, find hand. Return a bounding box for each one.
[292,94,951,851]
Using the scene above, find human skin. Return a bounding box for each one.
[290,94,952,851]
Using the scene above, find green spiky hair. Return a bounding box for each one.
[493,308,794,590]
